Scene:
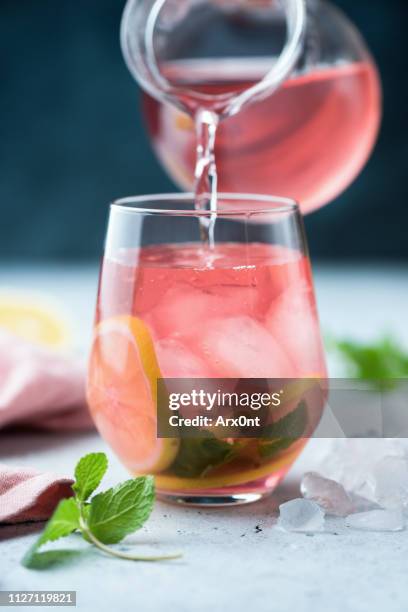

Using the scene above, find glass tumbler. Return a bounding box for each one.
[87,193,327,505]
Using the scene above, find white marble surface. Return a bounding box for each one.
[1,263,407,612]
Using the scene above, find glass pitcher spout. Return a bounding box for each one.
[121,0,307,118]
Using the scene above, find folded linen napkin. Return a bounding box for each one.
[0,464,73,524]
[0,330,93,431]
[0,330,92,523]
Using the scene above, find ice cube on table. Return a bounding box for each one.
[278,499,325,533]
[348,493,380,514]
[369,455,408,509]
[345,509,405,532]
[301,472,354,517]
[201,316,293,378]
[310,439,407,499]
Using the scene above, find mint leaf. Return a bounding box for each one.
[334,337,408,390]
[172,436,236,478]
[22,549,83,571]
[22,498,80,568]
[73,452,108,501]
[87,477,155,544]
[259,401,308,459]
[258,438,292,458]
[33,498,80,548]
[262,401,308,438]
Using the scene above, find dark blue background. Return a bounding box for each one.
[1,0,407,261]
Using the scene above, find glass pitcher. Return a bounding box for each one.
[121,0,382,214]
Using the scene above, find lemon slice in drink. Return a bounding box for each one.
[0,291,71,348]
[87,315,179,474]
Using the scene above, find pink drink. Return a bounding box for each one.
[88,242,326,498]
[143,60,381,214]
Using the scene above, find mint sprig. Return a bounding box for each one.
[331,336,408,390]
[22,453,181,569]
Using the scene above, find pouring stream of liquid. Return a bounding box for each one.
[194,108,220,251]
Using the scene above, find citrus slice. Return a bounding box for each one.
[0,291,71,348]
[87,315,179,474]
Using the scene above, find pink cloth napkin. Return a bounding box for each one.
[0,464,74,524]
[0,330,92,524]
[0,330,93,431]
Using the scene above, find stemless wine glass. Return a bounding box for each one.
[87,193,327,506]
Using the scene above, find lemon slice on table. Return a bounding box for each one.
[0,291,72,348]
[87,315,180,474]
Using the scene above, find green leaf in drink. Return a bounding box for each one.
[259,401,308,459]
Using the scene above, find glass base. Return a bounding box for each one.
[157,491,269,507]
[156,470,288,507]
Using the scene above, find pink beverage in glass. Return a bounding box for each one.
[88,197,327,504]
[143,60,381,213]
